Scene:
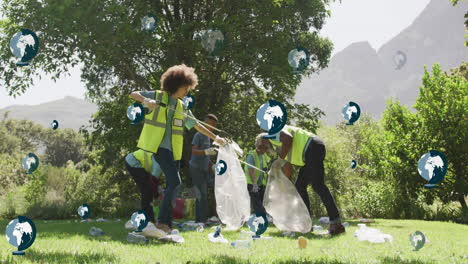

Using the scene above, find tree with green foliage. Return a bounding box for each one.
[43,128,87,167]
[382,63,467,214]
[415,63,467,210]
[0,0,331,185]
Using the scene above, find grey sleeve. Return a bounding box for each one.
[191,133,201,146]
[139,91,156,99]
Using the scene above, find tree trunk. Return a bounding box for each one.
[458,194,467,210]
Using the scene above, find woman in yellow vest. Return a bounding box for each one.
[244,133,270,216]
[124,149,166,238]
[261,125,345,235]
[130,64,227,233]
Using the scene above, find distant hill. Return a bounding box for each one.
[0,96,97,131]
[295,0,468,124]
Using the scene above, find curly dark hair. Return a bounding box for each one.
[160,64,198,95]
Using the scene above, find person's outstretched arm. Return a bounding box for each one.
[194,124,227,146]
[130,91,158,109]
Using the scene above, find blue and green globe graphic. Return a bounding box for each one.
[247,213,269,237]
[9,29,39,66]
[131,210,149,232]
[21,153,39,174]
[256,100,287,135]
[5,216,36,255]
[417,150,448,188]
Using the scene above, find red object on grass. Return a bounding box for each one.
[173,198,185,219]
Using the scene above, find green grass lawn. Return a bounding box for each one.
[0,219,467,264]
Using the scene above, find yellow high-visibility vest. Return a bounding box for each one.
[244,150,270,185]
[132,149,153,173]
[268,125,313,166]
[137,90,186,160]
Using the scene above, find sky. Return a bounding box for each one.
[0,0,431,108]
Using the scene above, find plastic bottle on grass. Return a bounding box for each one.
[89,227,104,236]
[127,233,149,244]
[313,225,323,231]
[231,240,251,249]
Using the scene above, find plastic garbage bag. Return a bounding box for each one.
[263,159,312,233]
[214,141,250,230]
[354,224,393,243]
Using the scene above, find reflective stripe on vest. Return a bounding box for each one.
[136,90,186,160]
[244,150,269,185]
[268,125,313,166]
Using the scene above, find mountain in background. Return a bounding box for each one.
[0,96,97,131]
[295,0,468,124]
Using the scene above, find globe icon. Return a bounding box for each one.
[215,160,227,176]
[417,150,448,188]
[247,213,269,237]
[182,94,195,110]
[341,101,361,125]
[131,210,149,232]
[256,100,288,135]
[21,153,39,174]
[393,50,407,70]
[141,14,158,32]
[126,103,145,125]
[200,29,225,57]
[350,160,357,169]
[409,231,426,251]
[77,204,91,220]
[5,216,37,255]
[50,120,59,130]
[288,47,310,73]
[9,29,39,66]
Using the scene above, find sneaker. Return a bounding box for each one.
[156,222,172,233]
[141,222,167,238]
[329,223,346,236]
[125,220,134,230]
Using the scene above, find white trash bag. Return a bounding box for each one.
[214,141,250,230]
[263,159,312,233]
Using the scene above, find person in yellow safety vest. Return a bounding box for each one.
[129,64,228,234]
[260,125,346,236]
[124,149,164,235]
[244,133,271,216]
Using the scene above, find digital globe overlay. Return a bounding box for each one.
[256,100,287,135]
[22,153,39,174]
[78,204,91,220]
[247,213,269,238]
[131,210,149,232]
[341,101,361,125]
[417,150,448,188]
[9,29,39,66]
[127,103,145,125]
[215,160,227,176]
[5,216,36,255]
[288,47,310,74]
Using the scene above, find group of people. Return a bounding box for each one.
[124,64,346,238]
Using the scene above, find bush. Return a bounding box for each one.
[353,181,396,218]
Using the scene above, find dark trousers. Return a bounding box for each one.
[295,137,341,223]
[190,166,208,223]
[125,161,156,223]
[247,184,266,215]
[153,148,181,227]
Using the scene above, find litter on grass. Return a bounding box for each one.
[354,224,393,243]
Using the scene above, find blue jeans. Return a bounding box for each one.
[153,148,181,227]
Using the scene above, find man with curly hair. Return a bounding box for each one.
[130,64,227,234]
